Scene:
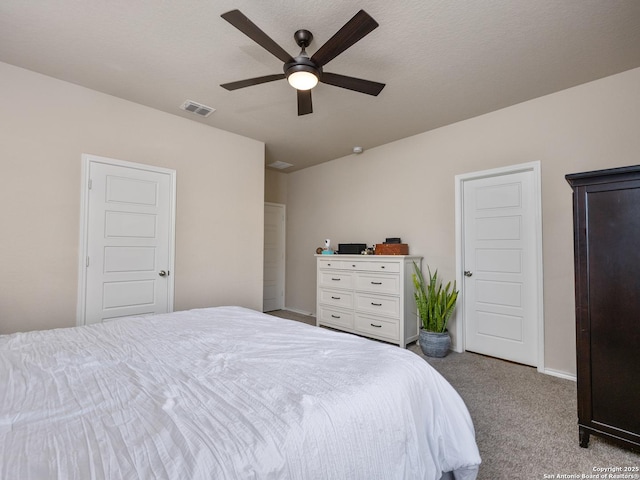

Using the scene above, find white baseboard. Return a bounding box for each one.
[543,368,576,381]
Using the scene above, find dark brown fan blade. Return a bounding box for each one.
[221,10,294,64]
[321,72,385,96]
[310,10,378,67]
[297,89,313,116]
[220,74,285,91]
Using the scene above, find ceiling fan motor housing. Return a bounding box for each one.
[284,56,322,82]
[286,29,321,82]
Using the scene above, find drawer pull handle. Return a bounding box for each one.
[352,264,356,268]
[381,266,386,269]
[331,278,341,281]
[331,314,341,319]
[371,302,382,306]
[370,323,382,328]
[331,296,341,300]
[371,281,382,285]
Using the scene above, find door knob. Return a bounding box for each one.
[159,270,167,277]
[464,270,473,277]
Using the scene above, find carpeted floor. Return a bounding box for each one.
[268,310,639,479]
[268,309,317,325]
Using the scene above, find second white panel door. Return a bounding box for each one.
[463,170,539,366]
[263,203,285,311]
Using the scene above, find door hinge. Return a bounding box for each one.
[86,256,90,267]
[88,179,93,190]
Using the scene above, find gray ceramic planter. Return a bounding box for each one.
[419,330,451,357]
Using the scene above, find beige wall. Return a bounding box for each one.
[284,67,640,377]
[0,62,265,334]
[264,169,287,204]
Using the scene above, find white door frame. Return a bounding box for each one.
[76,154,177,326]
[454,161,544,372]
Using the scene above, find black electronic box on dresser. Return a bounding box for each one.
[566,165,640,452]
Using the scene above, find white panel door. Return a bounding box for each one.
[83,158,174,324]
[263,203,285,311]
[463,170,539,366]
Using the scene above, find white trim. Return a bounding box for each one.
[77,158,91,326]
[454,161,545,373]
[543,368,576,382]
[77,154,176,326]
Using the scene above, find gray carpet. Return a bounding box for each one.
[268,310,639,479]
[268,309,317,325]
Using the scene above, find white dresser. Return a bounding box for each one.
[316,254,422,348]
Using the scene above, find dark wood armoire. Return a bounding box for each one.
[566,166,640,452]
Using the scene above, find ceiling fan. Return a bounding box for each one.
[220,9,385,116]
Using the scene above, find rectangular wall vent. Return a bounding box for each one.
[180,100,215,117]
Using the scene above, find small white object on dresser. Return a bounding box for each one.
[316,254,423,348]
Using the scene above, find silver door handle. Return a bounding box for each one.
[464,270,473,277]
[159,270,167,277]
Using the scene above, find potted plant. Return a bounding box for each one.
[412,261,459,357]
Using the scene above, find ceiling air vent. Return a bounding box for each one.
[268,161,294,170]
[180,100,215,117]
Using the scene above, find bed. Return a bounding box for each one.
[0,306,480,479]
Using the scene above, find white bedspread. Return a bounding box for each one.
[0,307,480,479]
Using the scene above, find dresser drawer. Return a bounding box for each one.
[317,306,354,329]
[355,293,400,317]
[355,273,400,295]
[318,259,344,270]
[318,271,354,289]
[342,261,400,273]
[354,314,399,342]
[318,288,354,308]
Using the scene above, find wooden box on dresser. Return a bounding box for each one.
[566,166,640,452]
[316,255,422,348]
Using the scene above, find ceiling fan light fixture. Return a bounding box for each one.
[286,68,319,91]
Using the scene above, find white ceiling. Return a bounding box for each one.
[1,1,639,172]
